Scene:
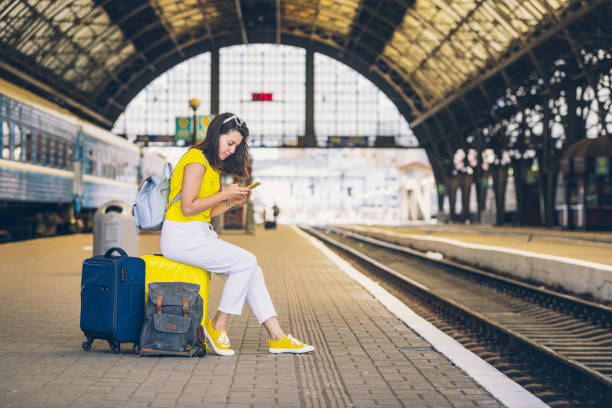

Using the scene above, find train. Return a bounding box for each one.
[0,79,166,241]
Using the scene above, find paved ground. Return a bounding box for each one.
[360,224,612,266]
[0,226,504,407]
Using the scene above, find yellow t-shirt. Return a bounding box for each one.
[165,149,220,223]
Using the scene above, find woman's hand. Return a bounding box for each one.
[223,183,250,203]
[229,195,247,207]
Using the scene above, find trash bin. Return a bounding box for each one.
[93,200,139,256]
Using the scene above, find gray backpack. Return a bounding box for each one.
[139,282,206,357]
[133,163,181,230]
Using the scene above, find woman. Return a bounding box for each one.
[161,112,314,356]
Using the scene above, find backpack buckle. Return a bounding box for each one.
[182,298,189,318]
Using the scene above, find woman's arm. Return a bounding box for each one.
[209,194,248,218]
[180,162,249,217]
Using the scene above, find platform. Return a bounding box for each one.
[341,224,612,303]
[360,224,612,265]
[0,226,544,407]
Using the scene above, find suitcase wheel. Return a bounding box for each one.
[82,337,93,351]
[133,344,140,355]
[109,340,120,354]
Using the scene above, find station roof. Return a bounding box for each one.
[0,0,606,132]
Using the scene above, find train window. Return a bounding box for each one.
[13,125,22,161]
[25,128,32,162]
[45,135,51,167]
[66,144,73,171]
[35,131,42,164]
[2,120,9,160]
[61,141,67,169]
[53,138,59,168]
[86,150,93,175]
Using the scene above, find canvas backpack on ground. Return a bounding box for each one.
[139,282,207,357]
[133,163,180,230]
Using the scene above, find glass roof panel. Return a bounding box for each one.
[283,1,317,22]
[0,0,134,93]
[0,0,579,117]
[316,0,359,35]
[154,0,228,36]
[282,0,359,36]
[382,0,573,106]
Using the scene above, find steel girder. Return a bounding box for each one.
[0,0,609,161]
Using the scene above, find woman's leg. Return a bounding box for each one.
[212,311,231,331]
[164,229,259,317]
[263,317,285,341]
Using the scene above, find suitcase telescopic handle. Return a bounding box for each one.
[104,247,127,257]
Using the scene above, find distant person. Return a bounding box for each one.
[161,113,314,356]
[272,203,280,223]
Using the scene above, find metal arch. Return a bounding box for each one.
[431,114,458,162]
[419,120,447,172]
[284,16,391,49]
[100,28,235,108]
[1,0,609,141]
[421,119,454,181]
[369,64,421,115]
[445,105,471,154]
[100,27,419,123]
[93,1,238,97]
[96,31,417,127]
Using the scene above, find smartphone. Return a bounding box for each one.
[247,181,261,189]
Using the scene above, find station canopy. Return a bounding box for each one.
[0,0,607,132]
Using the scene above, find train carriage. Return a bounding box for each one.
[0,79,163,241]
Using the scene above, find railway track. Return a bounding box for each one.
[301,225,612,407]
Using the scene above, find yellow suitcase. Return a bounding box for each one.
[141,255,211,325]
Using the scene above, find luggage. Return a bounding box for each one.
[139,282,207,357]
[133,163,180,230]
[141,254,210,326]
[265,220,277,229]
[80,247,145,354]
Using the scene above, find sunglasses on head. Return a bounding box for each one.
[222,114,246,127]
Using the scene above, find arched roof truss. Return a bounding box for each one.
[0,0,609,160]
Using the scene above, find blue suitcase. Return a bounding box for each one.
[80,247,145,354]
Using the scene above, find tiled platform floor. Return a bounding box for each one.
[0,226,509,407]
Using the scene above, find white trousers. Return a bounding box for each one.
[160,220,277,324]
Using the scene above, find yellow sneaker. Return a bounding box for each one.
[268,334,314,354]
[204,318,235,356]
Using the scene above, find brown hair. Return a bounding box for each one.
[191,112,251,179]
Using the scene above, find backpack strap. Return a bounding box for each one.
[182,298,189,318]
[162,162,172,180]
[156,295,163,314]
[165,160,181,210]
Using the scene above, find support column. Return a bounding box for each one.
[492,165,508,226]
[513,159,527,225]
[538,98,557,226]
[210,47,223,233]
[460,175,471,222]
[210,48,220,115]
[302,47,316,147]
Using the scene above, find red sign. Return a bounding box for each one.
[252,93,273,101]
